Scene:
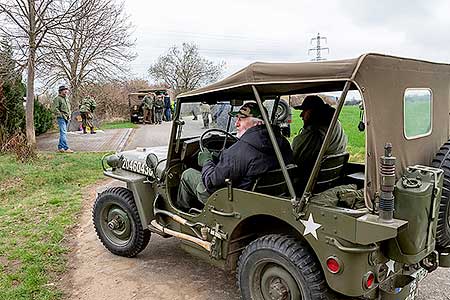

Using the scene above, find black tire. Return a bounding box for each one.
[237,234,330,300]
[93,187,151,257]
[275,100,289,122]
[432,141,450,248]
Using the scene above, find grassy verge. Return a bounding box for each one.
[0,152,105,300]
[290,105,365,162]
[100,120,138,130]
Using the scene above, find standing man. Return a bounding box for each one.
[142,92,154,124]
[176,102,293,212]
[163,94,172,121]
[79,95,97,134]
[52,85,74,153]
[200,102,210,129]
[154,94,164,124]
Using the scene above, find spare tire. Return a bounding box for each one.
[275,99,289,122]
[431,141,450,248]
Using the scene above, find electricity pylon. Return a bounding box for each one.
[308,32,329,61]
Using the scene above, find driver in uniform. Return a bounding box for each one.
[176,102,293,212]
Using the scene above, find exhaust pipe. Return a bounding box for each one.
[150,220,212,251]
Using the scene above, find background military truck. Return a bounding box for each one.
[128,88,168,123]
[94,53,450,300]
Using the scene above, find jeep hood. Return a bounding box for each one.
[117,145,168,176]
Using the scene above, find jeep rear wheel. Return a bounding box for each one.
[93,187,150,257]
[237,234,330,300]
[432,141,450,248]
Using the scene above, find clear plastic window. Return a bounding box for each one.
[403,88,432,139]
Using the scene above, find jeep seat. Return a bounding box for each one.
[314,152,350,193]
[252,164,298,196]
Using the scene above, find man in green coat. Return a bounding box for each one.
[79,95,97,134]
[52,85,73,153]
[142,93,154,124]
[292,95,347,190]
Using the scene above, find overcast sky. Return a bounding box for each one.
[124,0,450,81]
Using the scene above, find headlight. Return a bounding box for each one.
[106,154,121,169]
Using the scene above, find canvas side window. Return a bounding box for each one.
[403,88,432,139]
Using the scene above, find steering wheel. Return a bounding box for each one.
[199,128,238,153]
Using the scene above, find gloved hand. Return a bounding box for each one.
[198,150,213,167]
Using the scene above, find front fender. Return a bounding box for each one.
[104,169,156,228]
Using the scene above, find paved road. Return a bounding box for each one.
[61,122,450,299]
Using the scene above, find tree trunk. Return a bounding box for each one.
[26,48,36,146]
[26,0,36,146]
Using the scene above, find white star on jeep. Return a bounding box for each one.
[386,260,395,275]
[301,213,322,240]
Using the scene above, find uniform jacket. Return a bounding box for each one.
[202,125,294,193]
[142,95,154,109]
[52,95,71,120]
[292,120,347,185]
[154,98,164,111]
[200,103,211,114]
[79,97,96,113]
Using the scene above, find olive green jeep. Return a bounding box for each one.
[93,53,450,300]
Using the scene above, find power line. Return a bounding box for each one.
[308,32,329,61]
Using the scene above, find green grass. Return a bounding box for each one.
[100,120,138,129]
[0,153,105,300]
[290,105,365,162]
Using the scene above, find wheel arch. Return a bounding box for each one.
[225,214,318,272]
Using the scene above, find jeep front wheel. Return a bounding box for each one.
[432,141,450,248]
[237,234,330,300]
[93,187,150,257]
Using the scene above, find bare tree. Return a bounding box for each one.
[40,0,136,106]
[0,0,80,146]
[149,42,224,96]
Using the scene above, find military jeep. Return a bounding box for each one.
[128,88,168,123]
[94,53,450,300]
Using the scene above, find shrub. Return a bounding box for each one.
[34,99,53,135]
[0,131,36,162]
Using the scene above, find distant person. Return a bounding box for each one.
[200,102,210,129]
[154,95,164,124]
[52,85,74,153]
[142,92,154,124]
[292,95,347,187]
[163,95,172,121]
[79,95,97,134]
[191,109,198,120]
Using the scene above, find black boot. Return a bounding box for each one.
[90,128,96,134]
[82,126,87,134]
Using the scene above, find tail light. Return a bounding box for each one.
[326,256,342,274]
[363,272,375,289]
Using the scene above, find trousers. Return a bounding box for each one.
[176,168,210,212]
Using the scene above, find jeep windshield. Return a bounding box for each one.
[176,99,291,139]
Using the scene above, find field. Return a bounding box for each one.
[0,153,104,300]
[290,105,365,162]
[100,120,138,129]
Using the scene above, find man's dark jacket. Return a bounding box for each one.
[202,125,293,193]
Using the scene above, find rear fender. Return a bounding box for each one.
[206,189,380,297]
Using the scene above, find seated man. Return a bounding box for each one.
[176,102,294,212]
[292,95,348,189]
